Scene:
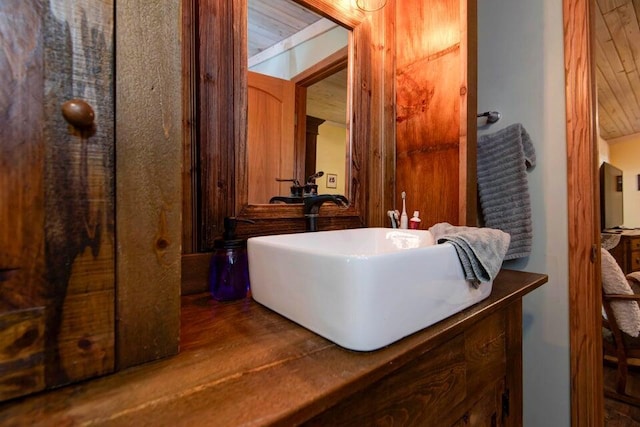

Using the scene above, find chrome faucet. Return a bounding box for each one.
[303,194,349,232]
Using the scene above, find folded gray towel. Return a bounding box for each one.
[477,123,536,260]
[428,222,510,287]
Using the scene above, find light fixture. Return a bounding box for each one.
[355,0,387,12]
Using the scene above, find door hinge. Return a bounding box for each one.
[502,388,510,418]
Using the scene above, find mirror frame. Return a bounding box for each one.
[196,0,395,249]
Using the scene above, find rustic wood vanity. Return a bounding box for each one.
[1,270,546,426]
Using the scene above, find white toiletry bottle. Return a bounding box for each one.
[409,211,421,229]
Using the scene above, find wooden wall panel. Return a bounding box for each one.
[395,0,474,227]
[1,0,116,400]
[43,0,116,388]
[0,2,46,401]
[116,1,181,369]
[563,0,604,424]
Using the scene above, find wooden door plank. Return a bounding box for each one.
[0,308,45,401]
[42,0,115,387]
[115,0,181,369]
[563,0,604,424]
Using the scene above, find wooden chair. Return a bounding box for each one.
[602,267,640,406]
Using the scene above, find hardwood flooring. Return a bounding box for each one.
[604,363,640,426]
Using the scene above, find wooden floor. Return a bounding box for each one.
[605,363,640,426]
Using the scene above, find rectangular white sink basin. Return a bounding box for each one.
[247,228,492,351]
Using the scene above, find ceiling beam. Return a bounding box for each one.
[249,19,338,68]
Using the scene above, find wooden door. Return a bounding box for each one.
[0,1,115,401]
[247,71,296,204]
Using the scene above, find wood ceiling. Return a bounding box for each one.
[248,0,348,126]
[248,0,322,58]
[595,0,640,141]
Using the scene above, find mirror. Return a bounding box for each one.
[193,0,394,248]
[247,0,350,204]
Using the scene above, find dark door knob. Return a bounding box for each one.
[61,99,95,128]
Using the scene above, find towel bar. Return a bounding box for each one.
[477,111,501,124]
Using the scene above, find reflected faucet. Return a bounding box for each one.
[303,194,349,232]
[269,195,304,204]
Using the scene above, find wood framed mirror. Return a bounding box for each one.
[189,0,395,250]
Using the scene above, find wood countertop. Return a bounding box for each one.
[0,269,547,426]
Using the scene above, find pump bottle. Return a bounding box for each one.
[209,217,253,301]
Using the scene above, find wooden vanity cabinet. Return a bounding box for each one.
[304,303,520,426]
[608,231,640,274]
[0,271,545,426]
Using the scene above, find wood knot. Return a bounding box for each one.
[77,338,93,351]
[6,328,40,355]
[156,238,169,250]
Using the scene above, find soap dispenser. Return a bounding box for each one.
[209,217,253,301]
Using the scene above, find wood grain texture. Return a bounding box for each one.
[1,0,116,399]
[0,270,547,425]
[198,0,241,250]
[247,71,296,204]
[462,0,478,226]
[0,0,45,312]
[44,0,116,386]
[0,1,47,400]
[182,0,198,254]
[395,0,473,228]
[181,253,213,295]
[594,0,640,140]
[366,0,397,227]
[563,0,604,424]
[305,308,507,426]
[504,300,523,426]
[0,309,45,400]
[115,0,181,369]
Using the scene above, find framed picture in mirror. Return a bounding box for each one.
[327,173,337,189]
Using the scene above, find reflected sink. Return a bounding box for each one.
[247,227,492,351]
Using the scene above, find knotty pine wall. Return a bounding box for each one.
[395,0,477,227]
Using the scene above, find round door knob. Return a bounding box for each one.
[61,99,95,128]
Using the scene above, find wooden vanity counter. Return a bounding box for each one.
[0,269,546,426]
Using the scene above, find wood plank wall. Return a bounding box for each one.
[564,0,604,424]
[1,0,116,400]
[115,1,182,369]
[395,0,476,227]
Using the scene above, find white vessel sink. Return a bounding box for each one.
[247,228,492,351]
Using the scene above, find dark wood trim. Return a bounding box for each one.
[505,301,523,426]
[197,0,239,250]
[304,116,325,181]
[295,86,308,182]
[181,253,211,295]
[463,0,478,226]
[291,46,349,86]
[182,0,198,254]
[563,0,603,424]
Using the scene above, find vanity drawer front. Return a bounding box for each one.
[631,253,640,272]
[630,238,640,252]
[304,309,508,426]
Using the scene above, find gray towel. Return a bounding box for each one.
[428,222,510,287]
[477,123,536,260]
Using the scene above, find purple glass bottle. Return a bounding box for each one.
[209,218,251,301]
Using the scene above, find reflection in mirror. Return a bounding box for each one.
[247,0,350,204]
